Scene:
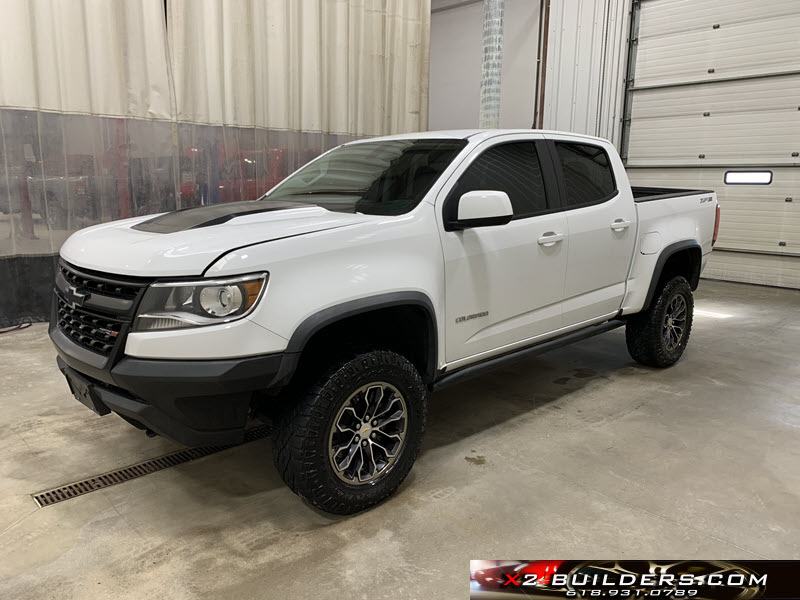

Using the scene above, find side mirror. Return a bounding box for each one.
[446,190,513,231]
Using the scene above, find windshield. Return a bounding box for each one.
[263,139,467,215]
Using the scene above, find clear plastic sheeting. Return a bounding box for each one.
[0,108,351,259]
[0,0,431,326]
[0,107,353,326]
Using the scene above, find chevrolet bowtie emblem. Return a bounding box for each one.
[66,285,89,308]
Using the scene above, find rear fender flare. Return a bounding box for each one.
[641,240,701,311]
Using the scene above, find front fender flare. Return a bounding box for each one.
[275,291,439,385]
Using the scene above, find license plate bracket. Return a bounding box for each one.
[63,368,111,416]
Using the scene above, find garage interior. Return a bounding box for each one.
[1,1,799,598]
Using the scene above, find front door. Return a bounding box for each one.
[437,136,568,366]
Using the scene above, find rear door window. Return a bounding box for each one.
[554,142,616,208]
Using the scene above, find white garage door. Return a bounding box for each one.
[622,0,800,289]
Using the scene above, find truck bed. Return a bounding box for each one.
[632,186,714,203]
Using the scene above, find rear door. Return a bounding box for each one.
[549,137,637,326]
[437,134,568,366]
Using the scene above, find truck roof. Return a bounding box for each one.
[347,129,610,145]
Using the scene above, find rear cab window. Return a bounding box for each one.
[554,142,617,208]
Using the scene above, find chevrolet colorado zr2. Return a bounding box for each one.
[50,129,721,514]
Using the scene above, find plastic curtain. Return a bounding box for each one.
[0,0,431,326]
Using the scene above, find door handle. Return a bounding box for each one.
[611,218,631,231]
[537,231,564,246]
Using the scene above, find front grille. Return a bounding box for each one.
[56,296,123,355]
[59,264,139,300]
[55,262,151,358]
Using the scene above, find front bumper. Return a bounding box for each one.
[51,324,286,447]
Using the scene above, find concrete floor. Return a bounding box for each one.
[0,279,798,599]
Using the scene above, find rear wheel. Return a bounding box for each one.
[626,275,693,368]
[272,350,427,514]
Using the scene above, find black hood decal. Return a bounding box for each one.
[131,200,312,234]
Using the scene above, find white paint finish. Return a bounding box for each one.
[63,130,717,363]
[124,316,287,359]
[429,0,540,130]
[439,210,568,363]
[621,187,719,314]
[547,133,638,323]
[432,131,569,362]
[541,0,630,146]
[640,232,663,255]
[59,206,372,277]
[628,168,800,256]
[456,191,513,220]
[562,192,637,322]
[208,203,449,366]
[636,1,800,88]
[356,127,610,146]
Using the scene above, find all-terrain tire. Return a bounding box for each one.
[625,275,694,368]
[272,350,427,515]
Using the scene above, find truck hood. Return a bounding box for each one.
[60,201,371,277]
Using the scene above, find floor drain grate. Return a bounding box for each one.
[32,424,271,508]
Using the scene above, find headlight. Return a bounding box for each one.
[133,273,267,331]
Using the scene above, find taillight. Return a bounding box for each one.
[712,203,721,246]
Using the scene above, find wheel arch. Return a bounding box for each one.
[277,292,439,385]
[641,240,702,311]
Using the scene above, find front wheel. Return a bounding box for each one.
[272,350,427,514]
[625,275,694,368]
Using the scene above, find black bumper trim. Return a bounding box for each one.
[93,384,249,447]
[53,327,287,446]
[110,353,285,399]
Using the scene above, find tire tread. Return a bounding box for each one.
[626,276,693,368]
[272,350,426,514]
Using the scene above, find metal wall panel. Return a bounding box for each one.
[625,0,800,288]
[636,0,798,38]
[703,251,800,289]
[627,73,800,166]
[635,2,800,88]
[541,0,630,145]
[629,73,800,120]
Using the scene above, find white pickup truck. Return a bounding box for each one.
[50,129,720,513]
